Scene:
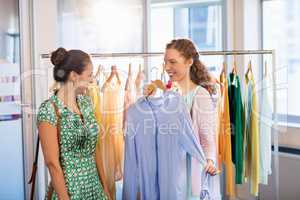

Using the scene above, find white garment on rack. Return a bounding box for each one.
[259,77,273,185]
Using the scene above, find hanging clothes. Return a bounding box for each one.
[134,65,145,99]
[99,81,124,200]
[217,73,235,198]
[227,73,244,184]
[243,72,260,196]
[123,72,136,128]
[183,86,221,200]
[259,76,272,185]
[88,84,108,193]
[123,91,207,200]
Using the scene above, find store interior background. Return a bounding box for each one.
[0,0,299,199]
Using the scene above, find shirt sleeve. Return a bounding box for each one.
[192,88,217,161]
[179,99,207,167]
[37,100,57,126]
[122,108,139,200]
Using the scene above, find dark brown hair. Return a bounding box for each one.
[166,39,215,95]
[51,47,91,83]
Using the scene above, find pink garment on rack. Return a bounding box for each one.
[190,87,221,199]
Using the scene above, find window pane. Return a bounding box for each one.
[58,0,143,53]
[263,0,300,118]
[151,1,223,80]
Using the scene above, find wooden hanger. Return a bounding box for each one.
[125,63,132,91]
[128,63,132,76]
[107,65,121,84]
[135,64,144,88]
[94,65,103,79]
[152,80,167,91]
[145,79,167,97]
[221,61,227,76]
[246,60,253,78]
[232,61,238,75]
[232,54,238,74]
[102,65,121,91]
[92,65,103,85]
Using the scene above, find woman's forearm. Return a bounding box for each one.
[47,162,70,200]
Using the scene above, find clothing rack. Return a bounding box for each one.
[40,49,278,200]
[41,50,273,58]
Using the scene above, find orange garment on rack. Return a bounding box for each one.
[100,81,124,200]
[217,73,235,198]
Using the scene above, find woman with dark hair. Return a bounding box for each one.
[37,47,108,200]
[164,39,221,199]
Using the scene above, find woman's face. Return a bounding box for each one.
[70,61,94,89]
[164,48,192,82]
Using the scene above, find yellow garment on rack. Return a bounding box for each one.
[244,72,260,196]
[100,81,124,200]
[88,84,109,195]
[217,73,235,198]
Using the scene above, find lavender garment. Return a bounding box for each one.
[123,91,207,200]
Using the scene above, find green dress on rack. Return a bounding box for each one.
[227,73,244,184]
[37,94,108,200]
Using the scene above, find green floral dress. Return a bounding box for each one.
[37,94,108,200]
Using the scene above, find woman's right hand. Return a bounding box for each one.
[143,83,157,96]
[205,159,217,176]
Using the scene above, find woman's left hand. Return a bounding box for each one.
[205,159,217,175]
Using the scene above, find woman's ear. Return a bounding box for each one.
[186,58,193,67]
[69,71,78,82]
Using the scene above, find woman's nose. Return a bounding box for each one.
[164,62,171,70]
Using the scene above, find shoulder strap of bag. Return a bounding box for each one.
[28,100,61,200]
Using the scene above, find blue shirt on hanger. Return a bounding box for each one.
[122,91,207,200]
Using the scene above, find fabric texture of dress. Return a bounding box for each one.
[37,94,108,200]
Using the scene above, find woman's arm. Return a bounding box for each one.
[38,122,70,200]
[193,88,218,174]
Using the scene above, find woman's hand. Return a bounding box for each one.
[143,80,167,96]
[143,83,157,96]
[205,159,217,176]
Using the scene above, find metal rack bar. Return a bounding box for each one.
[40,49,273,59]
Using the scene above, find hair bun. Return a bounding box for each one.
[51,47,68,66]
